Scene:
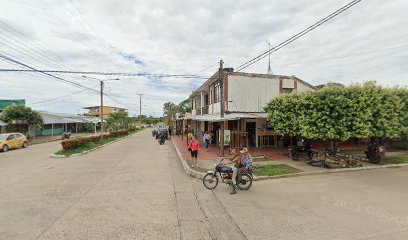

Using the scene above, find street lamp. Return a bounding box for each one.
[82,75,119,139]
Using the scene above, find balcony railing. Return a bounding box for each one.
[194,106,209,115]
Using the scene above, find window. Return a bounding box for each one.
[214,82,220,103]
[282,88,293,94]
[7,134,15,140]
[15,134,23,139]
[209,87,213,104]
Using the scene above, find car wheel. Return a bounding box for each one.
[2,145,9,152]
[22,142,28,148]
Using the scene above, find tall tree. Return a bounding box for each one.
[163,102,178,127]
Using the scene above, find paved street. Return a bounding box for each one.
[1,129,408,240]
[212,168,408,240]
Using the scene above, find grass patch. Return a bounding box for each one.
[252,156,271,162]
[382,156,408,164]
[253,164,302,176]
[55,133,134,157]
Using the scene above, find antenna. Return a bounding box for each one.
[266,41,273,75]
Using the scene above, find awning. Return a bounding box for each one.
[191,112,267,122]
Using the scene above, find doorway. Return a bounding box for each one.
[246,122,256,147]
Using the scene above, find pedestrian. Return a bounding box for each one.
[187,131,193,145]
[189,135,200,168]
[203,131,211,152]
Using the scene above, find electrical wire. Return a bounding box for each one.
[235,0,363,72]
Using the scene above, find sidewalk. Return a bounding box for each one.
[171,134,312,173]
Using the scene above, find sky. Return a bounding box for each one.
[0,0,407,117]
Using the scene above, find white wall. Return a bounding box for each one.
[227,75,314,112]
[227,75,280,112]
[297,81,314,92]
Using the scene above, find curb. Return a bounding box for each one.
[171,139,408,181]
[171,138,205,179]
[50,131,139,158]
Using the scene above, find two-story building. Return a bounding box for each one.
[187,69,315,149]
[83,106,127,120]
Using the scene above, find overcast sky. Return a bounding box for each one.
[0,0,407,116]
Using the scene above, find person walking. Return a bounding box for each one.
[189,136,200,168]
[203,131,211,152]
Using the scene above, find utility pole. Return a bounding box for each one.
[137,93,144,124]
[219,59,224,157]
[266,41,273,75]
[100,80,104,139]
[82,75,119,140]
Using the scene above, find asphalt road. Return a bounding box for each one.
[211,167,408,240]
[1,130,408,240]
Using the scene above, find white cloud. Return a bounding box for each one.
[0,0,407,117]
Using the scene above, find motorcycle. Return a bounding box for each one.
[202,159,253,191]
[158,135,166,145]
[364,143,383,164]
[289,141,317,161]
[61,132,71,140]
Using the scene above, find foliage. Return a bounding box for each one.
[178,99,191,114]
[105,112,130,130]
[163,101,179,127]
[60,130,131,150]
[264,82,407,148]
[0,105,43,126]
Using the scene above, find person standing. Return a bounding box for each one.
[189,136,200,168]
[203,131,211,152]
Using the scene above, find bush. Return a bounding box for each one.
[60,131,130,150]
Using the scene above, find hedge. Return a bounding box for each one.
[60,129,131,150]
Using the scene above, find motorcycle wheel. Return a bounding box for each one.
[307,150,317,160]
[370,156,381,164]
[237,173,252,190]
[290,151,300,161]
[202,173,218,190]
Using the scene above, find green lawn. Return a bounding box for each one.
[382,156,408,164]
[253,164,302,176]
[55,133,134,157]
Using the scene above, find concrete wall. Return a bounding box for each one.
[297,80,314,93]
[227,75,280,112]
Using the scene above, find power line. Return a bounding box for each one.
[0,68,210,79]
[0,53,98,92]
[235,0,363,72]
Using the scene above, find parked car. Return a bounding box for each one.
[155,128,168,139]
[0,133,28,152]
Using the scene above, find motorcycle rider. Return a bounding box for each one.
[226,149,242,195]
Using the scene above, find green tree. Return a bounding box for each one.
[105,112,129,131]
[0,105,43,133]
[163,102,178,127]
[264,82,407,150]
[178,99,191,114]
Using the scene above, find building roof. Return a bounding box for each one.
[38,111,101,124]
[0,120,8,127]
[83,106,127,110]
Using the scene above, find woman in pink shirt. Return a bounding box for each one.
[189,136,200,168]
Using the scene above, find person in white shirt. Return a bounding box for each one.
[203,131,211,152]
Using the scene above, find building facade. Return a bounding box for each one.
[187,70,315,149]
[83,106,127,119]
